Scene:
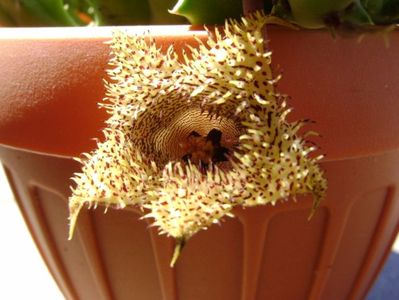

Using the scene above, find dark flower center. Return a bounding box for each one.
[149,108,240,167]
[181,129,231,171]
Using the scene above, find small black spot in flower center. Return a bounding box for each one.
[181,129,230,171]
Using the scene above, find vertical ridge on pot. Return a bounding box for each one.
[175,218,243,300]
[235,207,270,300]
[349,187,399,300]
[91,209,163,300]
[1,122,399,300]
[2,166,79,299]
[147,227,178,300]
[72,210,115,300]
[322,186,398,300]
[256,205,328,300]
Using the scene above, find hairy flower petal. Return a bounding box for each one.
[69,130,158,238]
[143,163,238,239]
[69,11,327,261]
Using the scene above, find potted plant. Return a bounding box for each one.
[0,1,398,299]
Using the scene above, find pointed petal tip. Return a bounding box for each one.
[68,202,83,240]
[170,237,186,268]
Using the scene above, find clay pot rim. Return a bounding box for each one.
[0,26,399,161]
[0,25,209,40]
[0,23,335,40]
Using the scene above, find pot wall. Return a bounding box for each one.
[0,27,399,160]
[0,27,398,300]
[0,145,398,300]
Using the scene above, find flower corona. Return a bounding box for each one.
[69,11,327,266]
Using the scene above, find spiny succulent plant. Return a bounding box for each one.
[169,0,243,24]
[2,0,398,31]
[271,0,399,31]
[171,0,399,31]
[68,11,327,266]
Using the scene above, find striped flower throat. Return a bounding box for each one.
[68,11,327,266]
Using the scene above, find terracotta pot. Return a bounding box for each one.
[0,26,398,300]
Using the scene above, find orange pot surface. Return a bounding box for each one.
[0,26,399,300]
[0,26,399,160]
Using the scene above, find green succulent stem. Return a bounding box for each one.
[0,0,186,26]
[272,0,399,29]
[21,0,81,26]
[170,0,243,24]
[363,0,399,24]
[172,0,398,29]
[1,0,398,28]
[0,3,16,26]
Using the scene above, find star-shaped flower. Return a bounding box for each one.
[69,11,327,266]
